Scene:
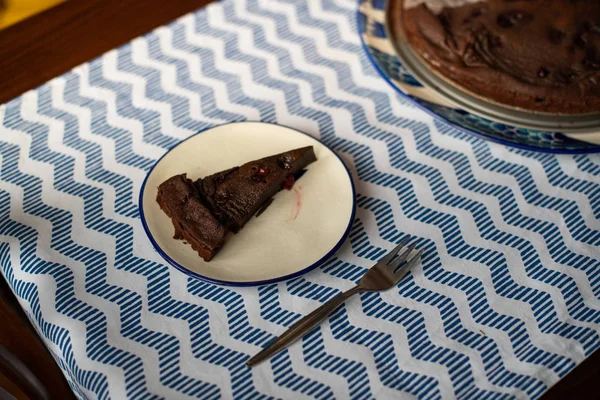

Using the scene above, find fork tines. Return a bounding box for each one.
[380,236,423,277]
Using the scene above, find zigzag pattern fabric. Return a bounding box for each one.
[1,0,600,398]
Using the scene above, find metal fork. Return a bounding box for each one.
[246,236,423,367]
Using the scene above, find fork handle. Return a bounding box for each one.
[246,285,361,366]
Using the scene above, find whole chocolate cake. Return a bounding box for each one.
[392,0,600,114]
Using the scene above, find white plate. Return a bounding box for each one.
[139,122,356,286]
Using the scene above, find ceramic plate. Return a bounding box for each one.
[358,0,600,153]
[140,122,356,286]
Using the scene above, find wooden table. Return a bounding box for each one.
[0,0,597,398]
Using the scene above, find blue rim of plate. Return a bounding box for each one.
[357,0,600,154]
[139,121,357,287]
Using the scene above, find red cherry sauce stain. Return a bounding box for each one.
[289,185,303,221]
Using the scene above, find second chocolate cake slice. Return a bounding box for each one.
[196,146,317,233]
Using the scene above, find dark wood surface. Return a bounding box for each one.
[0,0,212,105]
[0,278,70,399]
[0,0,598,398]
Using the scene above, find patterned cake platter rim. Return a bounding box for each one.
[139,121,357,287]
[357,0,600,154]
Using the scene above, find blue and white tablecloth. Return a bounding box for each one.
[2,0,600,399]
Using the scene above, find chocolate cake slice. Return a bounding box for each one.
[156,174,228,262]
[196,146,317,233]
[156,146,317,262]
